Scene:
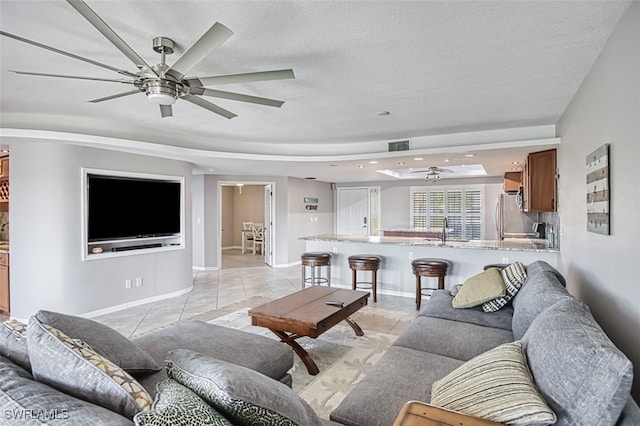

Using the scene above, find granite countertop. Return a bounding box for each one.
[300,234,558,253]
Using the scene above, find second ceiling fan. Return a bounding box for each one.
[0,0,295,119]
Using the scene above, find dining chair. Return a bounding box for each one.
[242,222,254,254]
[251,223,265,255]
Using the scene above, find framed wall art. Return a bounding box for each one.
[586,143,610,235]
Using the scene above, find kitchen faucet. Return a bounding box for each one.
[441,217,448,243]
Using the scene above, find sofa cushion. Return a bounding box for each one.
[392,316,513,361]
[35,310,160,374]
[0,355,133,425]
[0,319,31,372]
[431,340,556,424]
[133,379,232,426]
[525,260,566,287]
[419,290,513,330]
[522,298,633,425]
[482,261,527,312]
[165,349,324,426]
[511,270,572,339]
[27,317,152,419]
[452,268,506,308]
[330,346,465,426]
[132,320,293,395]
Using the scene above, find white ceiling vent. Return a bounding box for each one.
[388,140,410,152]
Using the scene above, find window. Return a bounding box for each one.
[410,185,484,240]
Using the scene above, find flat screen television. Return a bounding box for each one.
[87,174,181,242]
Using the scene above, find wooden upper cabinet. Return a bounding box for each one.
[523,149,556,212]
[503,171,522,193]
[0,157,8,178]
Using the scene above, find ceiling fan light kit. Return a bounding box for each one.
[0,0,295,119]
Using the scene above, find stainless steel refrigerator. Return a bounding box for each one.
[495,193,537,239]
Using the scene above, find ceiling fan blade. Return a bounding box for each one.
[10,70,133,84]
[66,0,157,76]
[194,88,284,108]
[88,89,141,103]
[167,22,233,80]
[0,31,137,77]
[182,94,237,119]
[160,105,172,118]
[187,69,295,87]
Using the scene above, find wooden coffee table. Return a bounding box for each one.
[248,286,370,375]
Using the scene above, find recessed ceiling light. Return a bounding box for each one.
[358,165,365,168]
[369,160,379,164]
[377,111,390,116]
[414,157,424,161]
[512,161,521,165]
[398,161,406,165]
[464,154,475,158]
[510,167,520,171]
[444,159,450,162]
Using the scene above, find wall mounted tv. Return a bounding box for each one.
[87,173,182,243]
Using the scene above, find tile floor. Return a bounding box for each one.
[2,249,418,337]
[93,249,418,338]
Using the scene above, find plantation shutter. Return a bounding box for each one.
[410,186,484,240]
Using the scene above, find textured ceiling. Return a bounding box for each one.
[0,0,631,182]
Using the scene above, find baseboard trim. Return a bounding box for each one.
[273,260,301,268]
[82,286,194,318]
[192,266,220,271]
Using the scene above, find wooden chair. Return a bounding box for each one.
[242,221,254,254]
[251,223,264,255]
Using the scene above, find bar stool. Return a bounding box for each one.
[412,258,450,310]
[348,254,382,303]
[301,252,332,288]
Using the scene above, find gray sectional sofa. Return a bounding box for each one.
[330,261,640,426]
[1,310,329,425]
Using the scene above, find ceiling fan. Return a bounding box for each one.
[0,0,295,119]
[410,166,454,182]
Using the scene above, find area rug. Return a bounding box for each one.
[208,309,398,419]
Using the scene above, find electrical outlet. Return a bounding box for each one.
[409,252,414,260]
[125,279,132,289]
[502,257,509,264]
[136,277,143,287]
[332,247,338,254]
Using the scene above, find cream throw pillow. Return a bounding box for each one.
[452,268,506,308]
[431,341,556,425]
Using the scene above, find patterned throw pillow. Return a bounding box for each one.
[0,319,31,371]
[27,316,153,419]
[452,268,506,308]
[431,341,556,425]
[134,379,233,426]
[35,310,160,373]
[482,262,527,313]
[166,349,325,426]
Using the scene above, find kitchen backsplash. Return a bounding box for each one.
[540,211,560,249]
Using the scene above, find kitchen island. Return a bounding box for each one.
[300,234,558,298]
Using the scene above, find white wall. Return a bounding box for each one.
[286,178,334,263]
[556,2,639,400]
[9,141,193,319]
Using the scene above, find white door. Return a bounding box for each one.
[264,185,273,266]
[337,188,369,235]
